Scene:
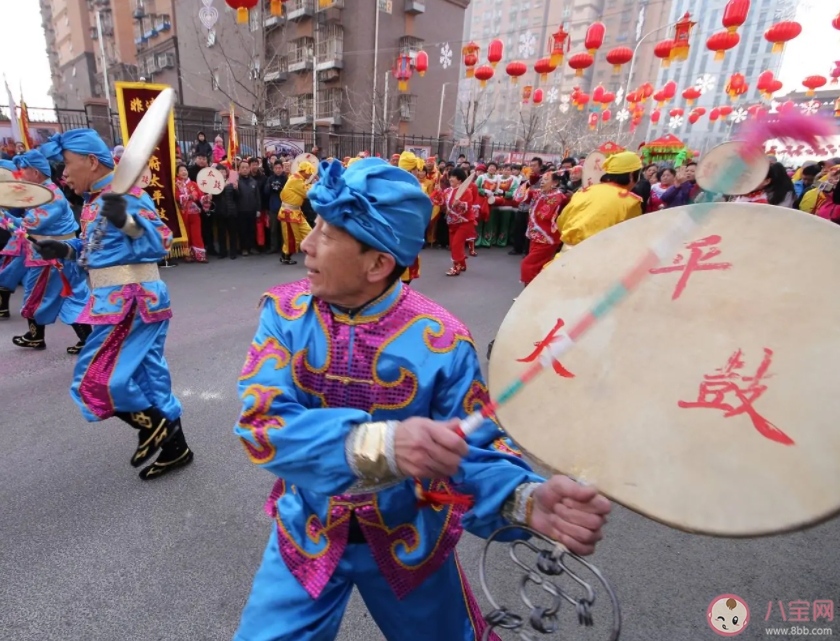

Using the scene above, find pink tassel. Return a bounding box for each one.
[740,110,837,152]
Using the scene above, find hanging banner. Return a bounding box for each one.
[115,81,187,256]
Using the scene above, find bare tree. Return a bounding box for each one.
[341,76,403,156]
[453,81,499,144]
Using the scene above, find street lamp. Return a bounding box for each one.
[617,19,680,136]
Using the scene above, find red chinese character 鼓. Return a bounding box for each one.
[765,600,787,622]
[813,600,834,622]
[679,348,795,446]
[517,318,575,378]
[214,180,222,190]
[650,235,732,301]
[787,601,810,622]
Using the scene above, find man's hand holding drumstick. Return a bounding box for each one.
[393,418,611,556]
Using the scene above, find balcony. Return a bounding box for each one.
[398,94,417,122]
[264,57,289,82]
[317,0,344,8]
[286,0,314,20]
[405,0,425,13]
[398,35,424,60]
[289,94,313,125]
[265,110,290,128]
[316,88,342,126]
[315,25,343,71]
[154,13,171,32]
[288,37,314,72]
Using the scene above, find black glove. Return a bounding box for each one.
[100,192,129,228]
[29,238,70,260]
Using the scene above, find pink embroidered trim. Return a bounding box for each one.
[20,266,50,319]
[76,283,172,325]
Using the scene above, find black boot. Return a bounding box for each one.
[139,420,194,481]
[13,320,46,350]
[0,289,10,320]
[280,253,297,265]
[67,323,92,355]
[116,407,176,468]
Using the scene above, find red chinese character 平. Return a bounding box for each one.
[679,348,794,445]
[650,235,732,301]
[517,318,575,378]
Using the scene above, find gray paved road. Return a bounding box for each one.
[1,248,837,641]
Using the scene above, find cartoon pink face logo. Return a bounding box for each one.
[708,594,750,636]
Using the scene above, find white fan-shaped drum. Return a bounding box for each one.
[0,180,54,208]
[196,166,225,195]
[582,151,607,188]
[489,203,840,536]
[696,142,770,195]
[0,167,16,182]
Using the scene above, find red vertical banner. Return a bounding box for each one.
[115,81,187,257]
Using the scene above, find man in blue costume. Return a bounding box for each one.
[9,149,91,353]
[233,157,610,641]
[33,129,193,480]
[0,159,28,319]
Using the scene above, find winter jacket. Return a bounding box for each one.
[236,175,260,214]
[212,184,238,219]
[264,173,288,214]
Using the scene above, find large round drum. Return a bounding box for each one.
[489,203,840,536]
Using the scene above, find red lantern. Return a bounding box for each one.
[626,91,640,106]
[575,92,590,111]
[693,107,707,116]
[549,25,570,67]
[593,85,605,104]
[764,21,802,54]
[488,39,504,68]
[225,0,259,23]
[522,85,533,104]
[706,31,740,62]
[756,70,774,92]
[653,90,668,107]
[682,87,702,106]
[602,109,612,122]
[415,50,428,77]
[778,100,796,114]
[669,108,684,117]
[710,108,721,122]
[588,113,599,130]
[585,22,606,55]
[726,73,748,100]
[803,75,827,97]
[606,47,633,74]
[568,52,594,77]
[651,109,661,124]
[640,83,654,102]
[533,88,544,106]
[663,80,677,99]
[392,53,414,92]
[654,40,675,68]
[723,0,750,33]
[534,57,556,82]
[474,65,494,88]
[719,105,734,118]
[602,92,616,105]
[833,12,840,31]
[689,113,700,125]
[768,79,783,95]
[506,61,527,85]
[462,41,480,78]
[671,12,696,61]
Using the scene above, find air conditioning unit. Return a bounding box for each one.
[156,53,174,69]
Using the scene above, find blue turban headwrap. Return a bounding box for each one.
[0,160,16,172]
[40,129,114,169]
[307,158,431,268]
[12,150,51,177]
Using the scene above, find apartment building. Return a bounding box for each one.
[176,0,470,143]
[40,0,180,109]
[462,0,673,145]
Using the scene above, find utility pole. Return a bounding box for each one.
[95,10,112,110]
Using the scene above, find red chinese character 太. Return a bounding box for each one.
[787,601,810,622]
[649,235,732,301]
[813,600,834,622]
[517,318,575,378]
[765,601,787,622]
[678,348,795,446]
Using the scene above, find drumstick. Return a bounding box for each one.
[457,113,835,438]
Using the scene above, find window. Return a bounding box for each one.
[532,16,540,25]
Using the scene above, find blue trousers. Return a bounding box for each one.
[235,529,490,641]
[0,254,25,291]
[70,303,182,422]
[21,262,88,325]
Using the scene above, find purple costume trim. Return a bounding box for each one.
[76,283,172,325]
[20,266,50,320]
[78,305,136,419]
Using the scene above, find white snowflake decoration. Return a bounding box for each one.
[439,43,453,69]
[519,31,537,58]
[615,87,625,105]
[769,100,781,115]
[560,94,571,104]
[547,87,559,103]
[732,108,748,124]
[616,109,630,123]
[800,100,821,115]
[694,74,716,94]
[559,104,570,113]
[669,115,684,129]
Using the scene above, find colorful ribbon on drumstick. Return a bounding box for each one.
[457,111,836,439]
